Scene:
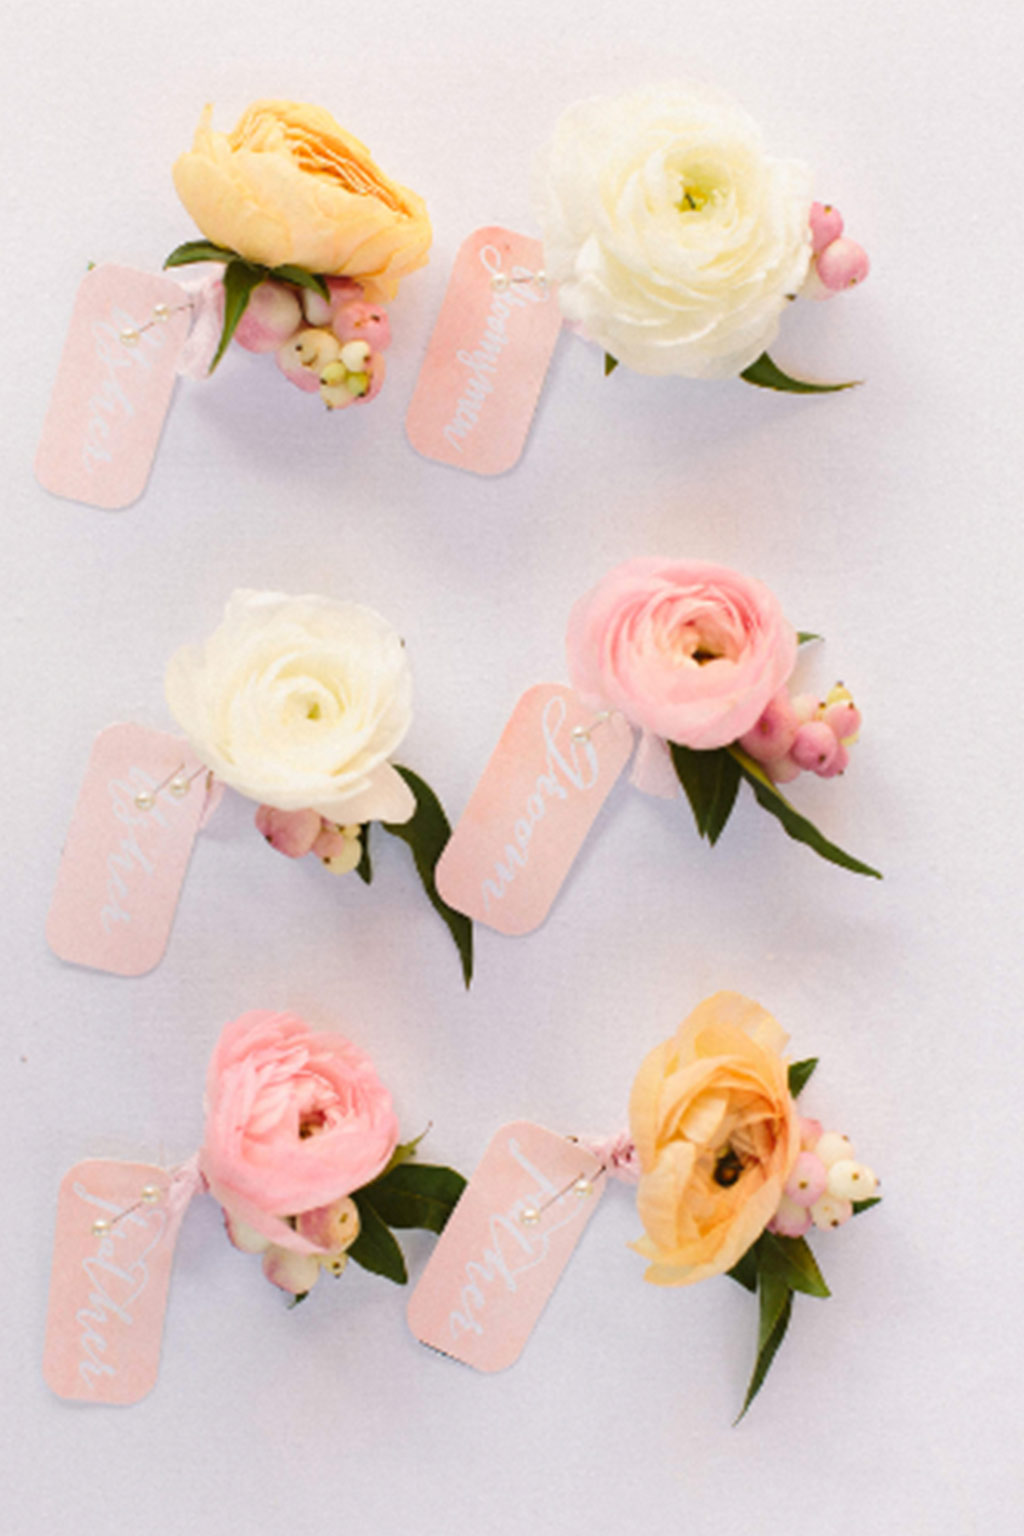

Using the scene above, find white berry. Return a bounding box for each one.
[826,1160,878,1201]
[815,1132,855,1168]
[810,1193,853,1229]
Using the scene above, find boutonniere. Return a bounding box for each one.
[167,99,432,406]
[201,1011,465,1300]
[45,1011,465,1403]
[535,84,868,392]
[166,589,472,981]
[624,992,881,1417]
[567,558,880,877]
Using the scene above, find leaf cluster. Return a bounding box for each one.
[163,241,331,374]
[668,741,881,878]
[346,1146,467,1287]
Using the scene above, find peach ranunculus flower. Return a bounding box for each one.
[200,1010,399,1262]
[172,100,432,302]
[628,993,801,1286]
[567,558,797,751]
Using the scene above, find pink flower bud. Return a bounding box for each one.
[312,825,351,861]
[261,1245,322,1295]
[768,1195,812,1239]
[816,237,870,292]
[333,299,392,351]
[233,281,303,352]
[783,1152,828,1208]
[738,689,798,763]
[809,201,844,254]
[790,722,840,774]
[255,805,323,858]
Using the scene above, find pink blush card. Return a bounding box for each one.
[407,1122,606,1372]
[436,685,635,935]
[406,227,563,476]
[44,1161,193,1405]
[35,263,192,510]
[47,724,212,976]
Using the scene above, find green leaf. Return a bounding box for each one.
[208,260,267,374]
[164,239,239,268]
[787,1058,819,1097]
[286,1289,310,1308]
[379,1127,430,1177]
[355,821,373,885]
[668,743,741,845]
[739,352,859,394]
[726,1243,760,1293]
[758,1232,830,1298]
[270,264,330,300]
[604,353,619,376]
[347,1194,408,1285]
[382,766,474,987]
[736,1272,793,1421]
[361,1163,467,1235]
[728,746,882,879]
[852,1196,882,1216]
[797,631,822,645]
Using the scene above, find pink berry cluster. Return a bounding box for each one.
[769,1119,879,1238]
[803,201,870,300]
[738,683,861,785]
[232,276,392,410]
[255,805,364,875]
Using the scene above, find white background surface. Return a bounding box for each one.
[3,2,1023,1531]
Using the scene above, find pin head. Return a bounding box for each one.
[133,790,155,811]
[119,326,140,347]
[519,1205,540,1226]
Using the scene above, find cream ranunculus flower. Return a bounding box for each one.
[535,85,813,378]
[629,993,801,1285]
[165,590,415,824]
[173,101,432,302]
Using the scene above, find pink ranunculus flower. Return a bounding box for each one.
[567,559,797,750]
[200,1011,399,1255]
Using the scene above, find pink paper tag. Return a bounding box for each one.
[44,1160,195,1405]
[436,684,634,935]
[405,227,563,475]
[407,1122,605,1372]
[35,263,192,510]
[47,724,213,977]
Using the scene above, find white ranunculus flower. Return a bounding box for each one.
[166,590,415,824]
[534,85,813,379]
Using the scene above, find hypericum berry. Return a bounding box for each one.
[333,299,392,350]
[234,281,303,353]
[791,721,840,774]
[254,805,322,858]
[790,692,821,725]
[799,1117,824,1151]
[814,1132,856,1168]
[809,201,844,254]
[314,825,363,873]
[339,340,371,371]
[817,237,870,292]
[784,1152,828,1208]
[822,698,862,745]
[826,1159,878,1201]
[810,1193,853,1230]
[769,1194,812,1238]
[738,689,799,764]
